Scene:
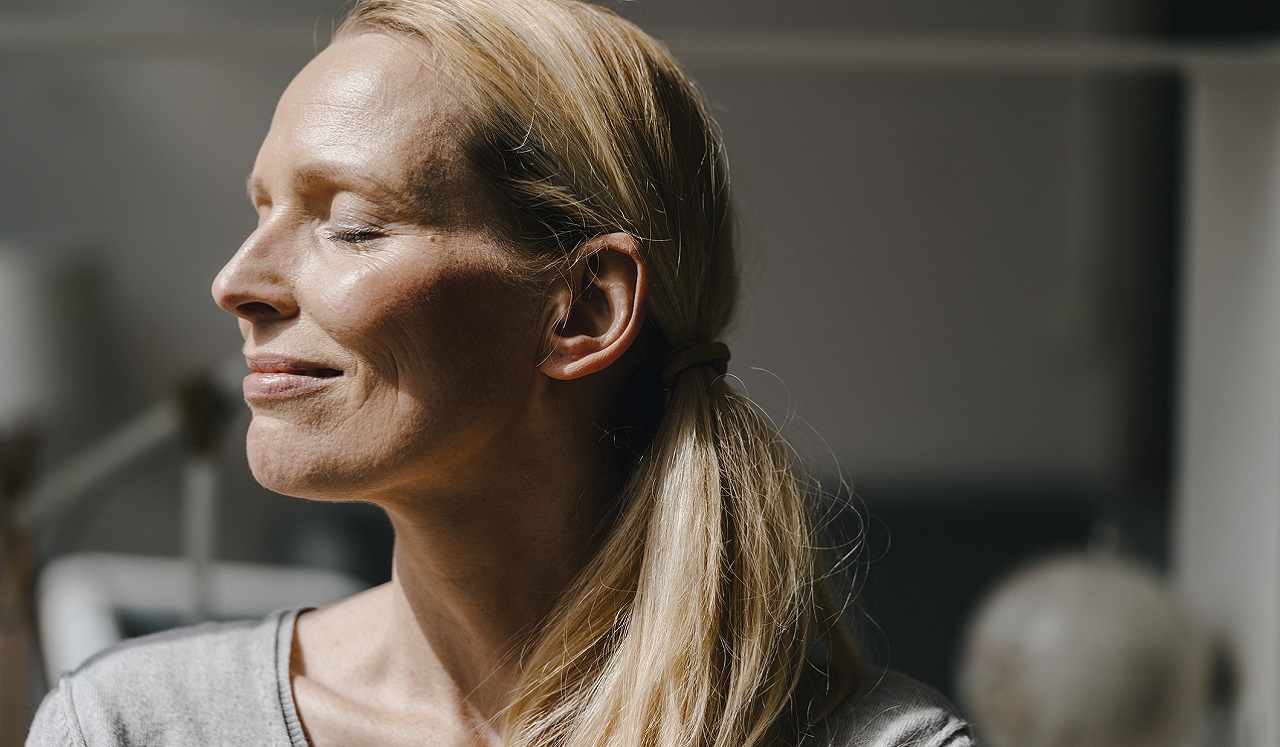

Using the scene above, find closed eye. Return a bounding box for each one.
[324,228,386,244]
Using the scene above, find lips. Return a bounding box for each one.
[246,356,342,377]
[242,355,342,400]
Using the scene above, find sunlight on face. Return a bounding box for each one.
[213,33,546,504]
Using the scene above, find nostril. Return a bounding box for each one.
[236,301,282,319]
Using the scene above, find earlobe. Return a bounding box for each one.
[538,232,649,381]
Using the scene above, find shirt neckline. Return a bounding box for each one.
[274,607,314,747]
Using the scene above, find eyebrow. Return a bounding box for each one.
[244,164,427,221]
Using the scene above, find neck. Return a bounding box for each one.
[290,374,626,739]
[366,416,615,723]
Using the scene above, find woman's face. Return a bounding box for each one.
[213,33,548,502]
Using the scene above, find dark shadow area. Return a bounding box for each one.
[1169,0,1280,38]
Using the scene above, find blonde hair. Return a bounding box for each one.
[338,1,860,744]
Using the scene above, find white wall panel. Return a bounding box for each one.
[1175,69,1280,747]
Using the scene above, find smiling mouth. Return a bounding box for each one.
[246,355,342,376]
[243,356,343,400]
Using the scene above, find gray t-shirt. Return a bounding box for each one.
[26,609,974,746]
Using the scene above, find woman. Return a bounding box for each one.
[28,1,973,745]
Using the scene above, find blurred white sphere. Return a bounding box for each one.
[958,554,1210,747]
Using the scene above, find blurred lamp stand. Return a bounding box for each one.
[0,370,238,744]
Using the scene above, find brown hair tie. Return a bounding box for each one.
[661,341,731,388]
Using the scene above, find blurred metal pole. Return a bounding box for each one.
[16,402,178,529]
[175,375,236,625]
[181,456,217,625]
[16,355,245,529]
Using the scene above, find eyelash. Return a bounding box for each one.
[324,227,385,244]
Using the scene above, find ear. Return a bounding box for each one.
[539,232,649,380]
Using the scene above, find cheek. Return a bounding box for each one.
[241,254,545,501]
[325,257,542,395]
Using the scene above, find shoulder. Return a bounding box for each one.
[805,670,977,747]
[26,609,302,747]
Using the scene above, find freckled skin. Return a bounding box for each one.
[213,32,547,507]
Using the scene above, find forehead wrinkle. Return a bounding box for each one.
[295,48,386,108]
[293,35,440,125]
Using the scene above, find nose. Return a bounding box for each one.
[212,229,300,322]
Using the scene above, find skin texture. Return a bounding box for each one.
[212,32,649,747]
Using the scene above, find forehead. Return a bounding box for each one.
[257,32,472,196]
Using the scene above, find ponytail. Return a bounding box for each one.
[506,363,859,747]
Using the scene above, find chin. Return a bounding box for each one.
[248,451,333,502]
[244,422,353,502]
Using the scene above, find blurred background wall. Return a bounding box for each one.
[1,0,1277,743]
